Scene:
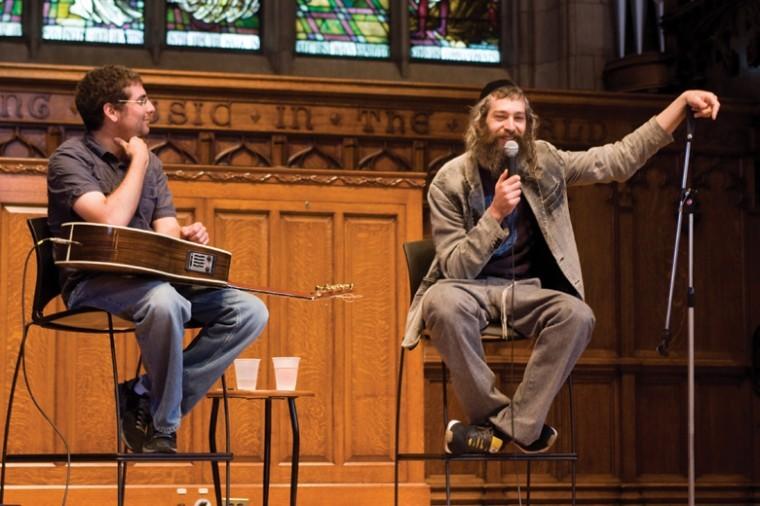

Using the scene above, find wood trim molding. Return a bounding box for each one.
[0,157,426,189]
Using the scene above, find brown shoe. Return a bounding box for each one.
[143,427,177,454]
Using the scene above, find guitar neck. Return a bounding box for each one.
[227,282,353,300]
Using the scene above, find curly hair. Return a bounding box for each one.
[74,65,143,132]
[465,85,540,179]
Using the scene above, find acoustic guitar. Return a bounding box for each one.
[53,222,353,300]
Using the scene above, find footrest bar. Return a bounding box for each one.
[397,452,577,462]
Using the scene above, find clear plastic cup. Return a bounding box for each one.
[233,358,260,391]
[272,357,300,391]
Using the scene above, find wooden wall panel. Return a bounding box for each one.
[637,376,685,476]
[214,209,272,464]
[570,184,618,354]
[344,215,398,462]
[574,376,617,476]
[1,205,56,456]
[0,172,426,505]
[280,213,336,464]
[691,159,746,359]
[630,163,680,355]
[696,377,753,477]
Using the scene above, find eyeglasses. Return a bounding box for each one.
[117,96,151,106]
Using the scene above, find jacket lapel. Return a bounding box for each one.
[464,155,486,228]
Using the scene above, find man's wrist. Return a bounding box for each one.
[487,205,505,222]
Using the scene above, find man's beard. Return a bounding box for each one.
[474,133,511,177]
[473,132,531,178]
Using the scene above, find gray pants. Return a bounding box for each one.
[421,277,594,445]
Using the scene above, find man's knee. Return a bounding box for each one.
[225,291,269,345]
[422,283,480,328]
[139,283,191,323]
[238,292,269,326]
[563,297,595,345]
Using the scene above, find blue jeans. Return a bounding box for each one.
[68,274,269,432]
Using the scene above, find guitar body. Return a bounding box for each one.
[55,222,231,287]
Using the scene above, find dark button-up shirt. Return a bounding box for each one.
[47,134,176,301]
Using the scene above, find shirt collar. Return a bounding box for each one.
[84,133,120,164]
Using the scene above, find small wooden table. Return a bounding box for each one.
[207,389,315,506]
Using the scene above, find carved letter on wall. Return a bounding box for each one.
[290,106,313,131]
[411,112,431,135]
[192,101,204,126]
[169,101,188,125]
[211,102,231,127]
[0,94,23,119]
[29,95,51,119]
[385,111,405,134]
[359,109,381,133]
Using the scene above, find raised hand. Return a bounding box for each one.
[656,89,720,134]
[681,90,720,120]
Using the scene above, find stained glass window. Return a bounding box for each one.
[409,0,500,63]
[42,0,144,45]
[166,1,261,50]
[296,0,390,59]
[0,0,22,37]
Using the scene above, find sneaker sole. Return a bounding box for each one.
[513,427,558,454]
[142,447,177,454]
[120,428,145,453]
[443,419,459,454]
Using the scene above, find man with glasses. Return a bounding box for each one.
[47,65,269,453]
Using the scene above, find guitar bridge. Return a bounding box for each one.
[186,251,216,275]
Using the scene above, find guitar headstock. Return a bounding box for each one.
[313,283,354,298]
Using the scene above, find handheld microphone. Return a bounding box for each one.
[504,140,519,176]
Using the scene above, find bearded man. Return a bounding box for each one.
[402,80,720,455]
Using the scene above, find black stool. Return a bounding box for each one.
[0,217,234,506]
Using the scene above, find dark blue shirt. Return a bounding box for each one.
[478,167,536,279]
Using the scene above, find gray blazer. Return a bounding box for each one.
[402,117,673,349]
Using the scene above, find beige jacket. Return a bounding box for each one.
[402,117,673,349]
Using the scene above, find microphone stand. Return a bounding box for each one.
[657,110,696,506]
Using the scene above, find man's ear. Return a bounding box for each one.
[102,102,120,124]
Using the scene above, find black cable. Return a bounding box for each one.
[509,232,522,506]
[498,217,522,505]
[20,240,72,506]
